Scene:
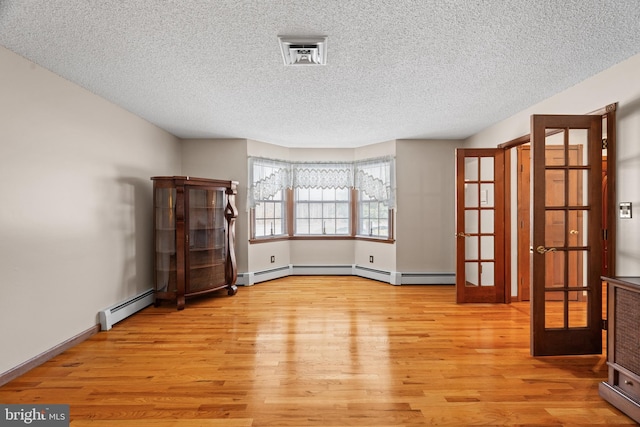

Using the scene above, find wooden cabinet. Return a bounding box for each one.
[152,176,238,309]
[599,276,640,424]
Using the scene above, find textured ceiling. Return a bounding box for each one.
[1,1,640,148]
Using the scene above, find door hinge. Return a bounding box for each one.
[603,229,608,240]
[601,319,608,330]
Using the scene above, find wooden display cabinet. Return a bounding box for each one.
[599,276,640,424]
[152,176,238,309]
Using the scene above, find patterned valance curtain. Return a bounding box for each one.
[355,156,396,208]
[248,156,395,208]
[291,161,354,189]
[247,157,292,209]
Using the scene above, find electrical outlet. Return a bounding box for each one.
[270,255,275,263]
[369,255,374,263]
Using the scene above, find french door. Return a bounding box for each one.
[455,148,506,303]
[530,114,603,356]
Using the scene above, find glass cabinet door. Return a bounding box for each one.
[155,187,177,292]
[187,188,226,292]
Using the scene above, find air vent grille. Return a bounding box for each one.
[278,36,327,66]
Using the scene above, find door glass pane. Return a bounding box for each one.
[545,251,565,289]
[480,236,494,260]
[568,250,587,287]
[465,210,478,234]
[465,183,479,207]
[480,183,494,207]
[545,292,565,328]
[568,129,588,166]
[466,236,478,259]
[545,170,565,206]
[568,169,588,206]
[545,211,565,247]
[155,188,176,292]
[480,210,494,233]
[567,210,585,247]
[545,131,565,165]
[465,157,478,181]
[465,262,479,286]
[569,293,588,327]
[480,157,494,181]
[480,262,494,287]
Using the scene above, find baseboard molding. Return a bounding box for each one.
[239,265,455,286]
[0,324,99,387]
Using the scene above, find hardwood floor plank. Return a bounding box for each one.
[0,276,635,425]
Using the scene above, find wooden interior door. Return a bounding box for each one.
[455,148,506,303]
[530,114,603,356]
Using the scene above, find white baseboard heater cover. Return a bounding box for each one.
[239,265,455,287]
[99,288,154,331]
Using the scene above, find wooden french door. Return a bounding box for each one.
[530,114,603,356]
[455,148,506,303]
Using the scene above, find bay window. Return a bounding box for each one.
[248,156,395,242]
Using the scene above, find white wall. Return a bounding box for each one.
[0,46,181,375]
[466,52,640,277]
[180,138,249,271]
[395,140,458,273]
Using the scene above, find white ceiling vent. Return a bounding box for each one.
[278,36,327,66]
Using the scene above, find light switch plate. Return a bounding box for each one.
[619,202,632,219]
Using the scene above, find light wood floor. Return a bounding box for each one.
[0,276,634,426]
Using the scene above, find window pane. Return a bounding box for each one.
[323,203,336,218]
[310,219,323,234]
[336,187,349,200]
[324,220,336,234]
[296,202,309,218]
[297,188,310,201]
[264,202,274,218]
[322,188,334,200]
[296,219,309,234]
[336,219,350,235]
[256,219,265,237]
[309,188,323,201]
[336,202,350,217]
[361,202,370,217]
[309,203,322,218]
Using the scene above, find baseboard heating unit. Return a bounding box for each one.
[238,265,455,287]
[353,265,396,284]
[99,288,154,331]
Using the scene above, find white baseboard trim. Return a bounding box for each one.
[238,265,454,286]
